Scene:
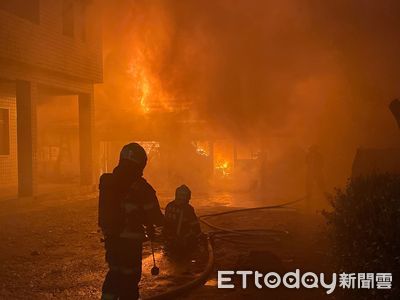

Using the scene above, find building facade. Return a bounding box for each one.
[0,0,102,197]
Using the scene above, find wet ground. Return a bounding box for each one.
[0,191,332,299]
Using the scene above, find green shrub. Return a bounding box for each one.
[324,173,400,299]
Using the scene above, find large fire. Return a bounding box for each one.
[127,63,152,113]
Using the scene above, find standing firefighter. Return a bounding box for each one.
[99,143,164,300]
[163,185,202,252]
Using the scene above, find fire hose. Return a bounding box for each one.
[199,197,304,245]
[144,197,303,299]
[144,237,214,300]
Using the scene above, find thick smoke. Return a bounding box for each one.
[96,0,400,190]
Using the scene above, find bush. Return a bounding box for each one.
[324,173,400,300]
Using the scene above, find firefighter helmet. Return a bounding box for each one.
[119,143,147,168]
[175,184,191,202]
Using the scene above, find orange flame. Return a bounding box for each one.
[216,160,231,177]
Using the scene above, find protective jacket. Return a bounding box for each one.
[163,200,201,242]
[99,165,164,239]
[100,163,163,300]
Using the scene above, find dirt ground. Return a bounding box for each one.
[0,192,333,299]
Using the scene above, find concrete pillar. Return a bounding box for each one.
[16,80,37,197]
[78,92,94,185]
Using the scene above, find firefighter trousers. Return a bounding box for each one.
[102,236,142,300]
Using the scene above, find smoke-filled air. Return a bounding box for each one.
[95,0,400,198]
[2,1,400,299]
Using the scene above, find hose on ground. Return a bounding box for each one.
[144,237,214,300]
[200,217,290,237]
[199,196,303,238]
[199,197,304,218]
[145,196,303,299]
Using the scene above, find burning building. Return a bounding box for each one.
[0,0,102,198]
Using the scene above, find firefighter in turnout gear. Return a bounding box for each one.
[99,143,164,300]
[163,185,202,252]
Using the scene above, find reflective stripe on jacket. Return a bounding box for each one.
[163,200,201,238]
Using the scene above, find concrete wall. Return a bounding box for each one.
[0,0,102,83]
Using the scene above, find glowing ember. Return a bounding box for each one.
[196,148,208,156]
[216,160,231,177]
[193,141,209,157]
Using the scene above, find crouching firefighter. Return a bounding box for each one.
[99,143,164,300]
[163,185,202,253]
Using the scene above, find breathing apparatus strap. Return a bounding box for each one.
[176,209,184,237]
